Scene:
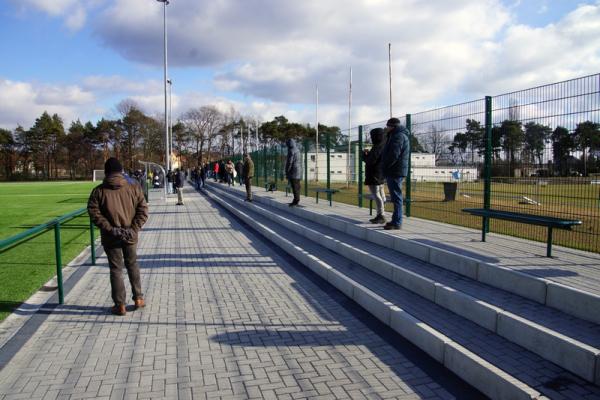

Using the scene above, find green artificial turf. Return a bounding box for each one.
[0,181,99,321]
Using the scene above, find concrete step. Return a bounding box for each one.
[227,183,600,327]
[204,185,600,400]
[211,184,600,386]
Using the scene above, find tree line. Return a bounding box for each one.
[0,100,347,181]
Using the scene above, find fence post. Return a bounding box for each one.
[54,223,64,305]
[358,125,363,208]
[405,114,412,217]
[483,96,492,238]
[255,150,259,186]
[89,217,96,266]
[304,139,308,197]
[326,131,331,190]
[263,146,267,184]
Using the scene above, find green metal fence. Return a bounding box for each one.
[0,207,97,304]
[248,74,599,253]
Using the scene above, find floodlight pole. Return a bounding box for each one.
[167,79,173,167]
[157,0,170,173]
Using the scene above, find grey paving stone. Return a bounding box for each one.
[0,189,464,400]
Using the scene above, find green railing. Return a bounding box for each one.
[0,207,97,304]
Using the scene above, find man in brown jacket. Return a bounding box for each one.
[88,158,149,316]
[243,153,254,202]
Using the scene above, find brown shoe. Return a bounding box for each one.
[111,304,126,316]
[134,298,146,309]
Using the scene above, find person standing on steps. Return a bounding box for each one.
[285,138,302,207]
[88,157,148,316]
[363,128,387,224]
[381,117,410,230]
[175,168,185,205]
[243,153,254,202]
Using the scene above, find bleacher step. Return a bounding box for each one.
[205,185,600,399]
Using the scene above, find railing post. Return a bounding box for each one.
[405,114,412,217]
[54,223,64,305]
[484,96,493,234]
[89,217,96,265]
[358,125,363,208]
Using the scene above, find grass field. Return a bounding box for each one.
[0,181,99,321]
[256,177,600,253]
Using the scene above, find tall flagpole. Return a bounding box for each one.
[347,67,352,187]
[315,84,319,182]
[157,0,170,174]
[388,43,392,118]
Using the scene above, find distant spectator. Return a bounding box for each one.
[235,159,244,185]
[174,168,185,205]
[225,160,235,186]
[381,117,410,230]
[285,139,302,207]
[87,157,148,316]
[213,162,219,182]
[243,153,254,202]
[363,128,387,224]
[166,170,174,194]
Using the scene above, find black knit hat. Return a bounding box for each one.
[104,157,123,175]
[386,117,401,127]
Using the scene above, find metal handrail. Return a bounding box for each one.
[0,207,97,304]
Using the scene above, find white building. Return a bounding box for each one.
[301,150,478,182]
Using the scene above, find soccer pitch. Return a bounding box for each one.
[0,181,99,321]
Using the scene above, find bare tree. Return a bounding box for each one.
[423,125,448,162]
[181,106,223,165]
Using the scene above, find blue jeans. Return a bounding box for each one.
[386,176,404,226]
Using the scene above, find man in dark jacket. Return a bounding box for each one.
[363,128,387,224]
[243,153,255,202]
[88,158,148,316]
[381,117,410,229]
[235,160,244,185]
[285,139,302,206]
[174,168,185,205]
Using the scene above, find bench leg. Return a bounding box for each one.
[547,227,553,257]
[329,193,332,207]
[369,199,373,216]
[316,192,319,203]
[482,217,488,242]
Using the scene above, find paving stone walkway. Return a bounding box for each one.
[0,189,480,400]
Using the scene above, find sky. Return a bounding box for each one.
[0,0,599,131]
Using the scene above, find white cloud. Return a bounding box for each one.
[0,79,96,129]
[5,1,600,130]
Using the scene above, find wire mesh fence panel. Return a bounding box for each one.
[490,74,600,252]
[409,100,486,228]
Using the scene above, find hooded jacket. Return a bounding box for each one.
[87,173,148,248]
[363,130,386,185]
[285,139,303,180]
[382,125,410,178]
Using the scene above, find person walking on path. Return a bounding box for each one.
[175,168,185,205]
[285,138,302,207]
[381,117,410,230]
[243,153,255,202]
[87,157,148,316]
[363,128,387,224]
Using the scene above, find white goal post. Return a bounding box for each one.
[93,170,105,182]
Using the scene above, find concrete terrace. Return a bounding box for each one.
[1,182,600,399]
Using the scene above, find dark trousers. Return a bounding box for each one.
[105,244,143,305]
[386,176,404,226]
[245,177,253,200]
[290,179,301,203]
